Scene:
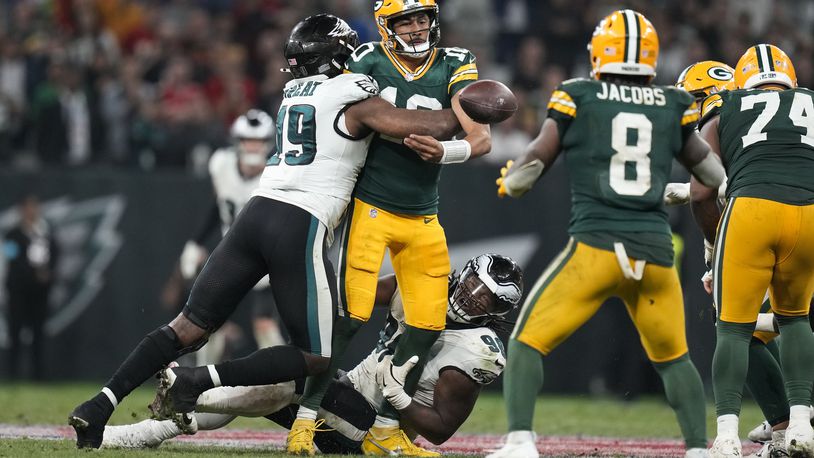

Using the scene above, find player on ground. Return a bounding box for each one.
[289,1,493,456]
[488,10,726,458]
[67,13,462,449]
[180,110,286,365]
[103,254,523,454]
[690,44,814,457]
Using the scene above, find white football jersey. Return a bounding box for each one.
[208,148,261,236]
[347,287,507,409]
[253,73,378,232]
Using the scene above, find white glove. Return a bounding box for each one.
[663,182,691,206]
[703,239,715,268]
[376,354,418,411]
[180,241,207,280]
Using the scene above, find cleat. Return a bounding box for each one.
[486,431,540,458]
[286,418,330,455]
[686,447,710,458]
[747,430,788,458]
[785,420,814,458]
[150,366,204,419]
[102,418,186,449]
[709,434,743,458]
[361,426,440,456]
[68,399,110,449]
[749,421,774,443]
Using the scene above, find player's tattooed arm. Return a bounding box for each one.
[344,97,461,140]
[398,367,480,445]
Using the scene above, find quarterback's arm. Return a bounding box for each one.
[497,118,562,198]
[345,97,461,141]
[690,116,724,242]
[399,367,481,445]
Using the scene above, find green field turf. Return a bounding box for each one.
[0,382,767,457]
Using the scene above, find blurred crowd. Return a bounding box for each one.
[1,0,813,170]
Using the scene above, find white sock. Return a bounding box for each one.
[790,405,811,425]
[717,414,739,437]
[296,406,318,421]
[373,415,399,428]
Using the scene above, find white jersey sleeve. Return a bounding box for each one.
[253,73,379,232]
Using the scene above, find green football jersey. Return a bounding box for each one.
[345,42,478,215]
[548,78,699,266]
[704,88,814,205]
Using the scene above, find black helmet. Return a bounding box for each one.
[284,14,360,79]
[448,254,524,327]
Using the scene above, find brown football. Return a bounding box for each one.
[458,80,518,124]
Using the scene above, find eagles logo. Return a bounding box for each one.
[707,66,734,81]
[355,76,379,95]
[471,367,499,384]
[0,195,124,344]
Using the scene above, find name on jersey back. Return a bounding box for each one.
[284,81,322,98]
[596,82,666,106]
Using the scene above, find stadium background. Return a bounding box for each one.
[0,0,811,397]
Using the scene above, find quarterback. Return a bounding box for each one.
[291,1,492,456]
[68,14,462,449]
[490,10,726,458]
[102,255,523,455]
[690,44,814,457]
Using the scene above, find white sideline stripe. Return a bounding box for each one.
[101,387,118,408]
[207,365,222,387]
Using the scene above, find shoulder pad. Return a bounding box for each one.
[560,77,591,87]
[208,148,235,176]
[345,42,380,73]
[440,47,476,66]
[328,73,379,105]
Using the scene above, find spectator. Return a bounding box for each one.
[2,195,58,380]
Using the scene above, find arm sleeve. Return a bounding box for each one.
[447,49,479,96]
[546,85,577,139]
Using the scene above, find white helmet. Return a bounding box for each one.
[230,110,275,166]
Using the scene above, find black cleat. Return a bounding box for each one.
[151,366,206,419]
[68,399,110,449]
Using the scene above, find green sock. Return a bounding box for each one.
[378,325,441,420]
[745,338,789,425]
[505,339,544,431]
[713,320,756,417]
[776,314,814,406]
[653,354,707,449]
[299,316,363,411]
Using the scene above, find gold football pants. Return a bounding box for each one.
[512,239,688,363]
[337,198,449,330]
[714,197,814,323]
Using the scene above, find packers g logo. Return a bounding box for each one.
[707,66,734,81]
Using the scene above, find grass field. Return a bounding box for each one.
[0,383,767,457]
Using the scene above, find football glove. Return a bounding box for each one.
[496,160,513,197]
[180,241,207,280]
[376,354,418,411]
[663,182,690,206]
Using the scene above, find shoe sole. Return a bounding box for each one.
[150,368,178,420]
[68,415,101,449]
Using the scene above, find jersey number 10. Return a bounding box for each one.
[269,104,317,166]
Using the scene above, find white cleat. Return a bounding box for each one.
[749,421,774,443]
[102,418,189,449]
[686,447,710,458]
[485,431,540,458]
[785,420,814,458]
[747,430,787,458]
[709,434,743,458]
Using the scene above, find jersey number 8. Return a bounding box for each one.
[609,112,653,196]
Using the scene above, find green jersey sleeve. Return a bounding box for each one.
[674,88,700,141]
[440,47,479,96]
[699,92,724,130]
[546,78,585,138]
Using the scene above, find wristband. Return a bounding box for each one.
[439,139,471,164]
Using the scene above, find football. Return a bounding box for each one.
[458,80,518,124]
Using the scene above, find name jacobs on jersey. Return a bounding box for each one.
[595,80,668,106]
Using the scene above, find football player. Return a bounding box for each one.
[68,13,463,449]
[672,62,793,455]
[179,109,286,366]
[102,254,523,454]
[290,1,492,456]
[490,10,726,458]
[690,44,814,457]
